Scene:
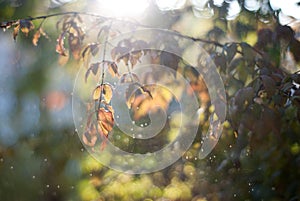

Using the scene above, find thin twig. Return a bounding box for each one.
[1,11,264,58]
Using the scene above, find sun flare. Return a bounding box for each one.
[96,0,150,18]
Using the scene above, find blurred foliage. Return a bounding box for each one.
[0,0,300,201]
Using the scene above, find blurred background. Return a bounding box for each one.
[0,0,300,200]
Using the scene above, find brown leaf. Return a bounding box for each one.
[32,29,41,46]
[97,108,114,137]
[13,24,20,41]
[85,62,101,82]
[260,75,276,97]
[130,51,142,67]
[107,62,119,77]
[56,32,67,56]
[93,83,113,103]
[120,72,140,83]
[69,36,81,60]
[82,43,100,59]
[19,19,34,36]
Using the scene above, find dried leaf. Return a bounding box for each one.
[69,35,81,60]
[13,24,20,41]
[32,29,41,46]
[85,62,101,82]
[120,72,140,83]
[130,51,142,67]
[56,32,67,56]
[97,108,114,137]
[107,62,119,77]
[19,19,34,36]
[93,83,113,103]
[130,85,172,120]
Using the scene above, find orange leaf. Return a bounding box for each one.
[93,83,113,103]
[97,108,114,137]
[32,29,41,46]
[13,24,20,41]
[56,32,67,56]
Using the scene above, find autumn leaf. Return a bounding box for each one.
[93,83,113,103]
[56,32,67,56]
[97,108,114,137]
[120,72,140,83]
[19,19,34,36]
[82,43,100,60]
[32,27,49,46]
[85,62,101,82]
[32,29,41,46]
[129,85,172,120]
[13,24,20,41]
[107,61,119,77]
[69,35,81,60]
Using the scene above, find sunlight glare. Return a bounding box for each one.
[156,0,186,11]
[96,0,150,17]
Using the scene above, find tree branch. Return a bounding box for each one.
[0,11,263,57]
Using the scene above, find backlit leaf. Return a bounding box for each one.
[93,83,113,103]
[97,108,114,137]
[19,19,34,36]
[13,23,20,41]
[85,62,101,82]
[56,32,67,56]
[107,62,119,77]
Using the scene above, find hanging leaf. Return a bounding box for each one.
[130,51,142,67]
[85,62,101,82]
[97,108,114,137]
[120,72,140,83]
[260,75,276,97]
[32,29,41,46]
[56,32,67,56]
[82,43,100,59]
[107,61,119,77]
[13,24,20,41]
[129,85,172,120]
[69,35,81,60]
[93,83,113,103]
[19,19,34,36]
